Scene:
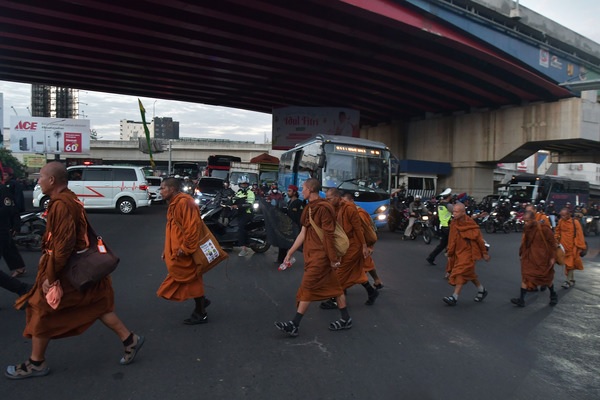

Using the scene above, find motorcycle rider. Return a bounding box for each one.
[545,200,558,228]
[404,195,427,239]
[233,175,256,257]
[215,181,236,225]
[426,188,453,265]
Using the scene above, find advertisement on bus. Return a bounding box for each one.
[9,116,91,155]
[272,107,359,150]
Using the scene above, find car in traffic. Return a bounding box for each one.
[33,165,151,214]
[147,176,164,204]
[193,177,224,207]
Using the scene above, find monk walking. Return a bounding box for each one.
[511,210,558,307]
[157,177,210,325]
[443,202,490,306]
[275,178,352,337]
[6,162,143,380]
[555,207,586,289]
[321,189,377,306]
[342,192,384,289]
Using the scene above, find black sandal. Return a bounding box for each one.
[474,289,488,303]
[329,318,352,331]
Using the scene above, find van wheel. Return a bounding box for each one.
[41,196,51,210]
[117,198,136,214]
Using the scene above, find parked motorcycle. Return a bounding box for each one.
[14,211,46,251]
[201,205,270,253]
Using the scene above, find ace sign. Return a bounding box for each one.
[10,117,90,155]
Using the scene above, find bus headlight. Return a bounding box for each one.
[376,205,387,214]
[377,214,387,221]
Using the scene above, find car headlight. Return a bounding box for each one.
[376,214,386,221]
[376,205,388,214]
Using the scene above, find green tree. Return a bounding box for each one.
[0,148,27,178]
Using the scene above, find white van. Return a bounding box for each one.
[33,165,151,214]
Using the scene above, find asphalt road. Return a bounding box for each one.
[1,202,599,400]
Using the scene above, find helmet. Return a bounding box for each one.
[237,175,249,185]
[414,195,422,200]
[439,188,452,197]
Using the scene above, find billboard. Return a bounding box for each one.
[272,107,359,150]
[10,117,90,155]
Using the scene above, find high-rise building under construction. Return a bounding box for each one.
[31,85,79,118]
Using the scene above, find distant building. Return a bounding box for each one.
[153,117,179,139]
[120,117,179,140]
[31,85,79,118]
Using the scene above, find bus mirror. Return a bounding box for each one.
[318,154,325,169]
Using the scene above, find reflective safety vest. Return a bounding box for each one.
[438,203,452,227]
[235,189,255,214]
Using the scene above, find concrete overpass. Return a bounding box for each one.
[1,0,600,197]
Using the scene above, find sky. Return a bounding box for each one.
[2,0,600,142]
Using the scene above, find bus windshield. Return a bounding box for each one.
[323,149,389,193]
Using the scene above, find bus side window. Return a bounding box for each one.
[298,143,321,179]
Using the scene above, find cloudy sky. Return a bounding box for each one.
[2,0,600,142]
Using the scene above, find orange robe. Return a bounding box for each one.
[296,199,343,302]
[356,206,376,272]
[16,189,115,339]
[519,222,557,289]
[535,212,550,225]
[334,202,367,289]
[157,193,204,301]
[446,216,488,286]
[555,217,585,274]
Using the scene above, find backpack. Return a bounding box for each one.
[358,207,378,246]
[308,206,349,258]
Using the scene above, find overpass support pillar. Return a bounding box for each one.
[440,163,495,200]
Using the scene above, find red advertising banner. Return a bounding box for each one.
[64,132,82,153]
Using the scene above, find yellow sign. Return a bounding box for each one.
[23,154,46,168]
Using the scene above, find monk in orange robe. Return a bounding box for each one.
[525,204,550,225]
[275,178,352,337]
[443,203,490,306]
[7,162,143,380]
[323,189,376,307]
[157,177,208,325]
[343,192,384,289]
[555,207,586,289]
[511,210,558,307]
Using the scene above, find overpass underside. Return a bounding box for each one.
[1,0,600,196]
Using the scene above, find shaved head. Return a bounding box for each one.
[43,161,68,184]
[452,202,466,219]
[162,177,181,191]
